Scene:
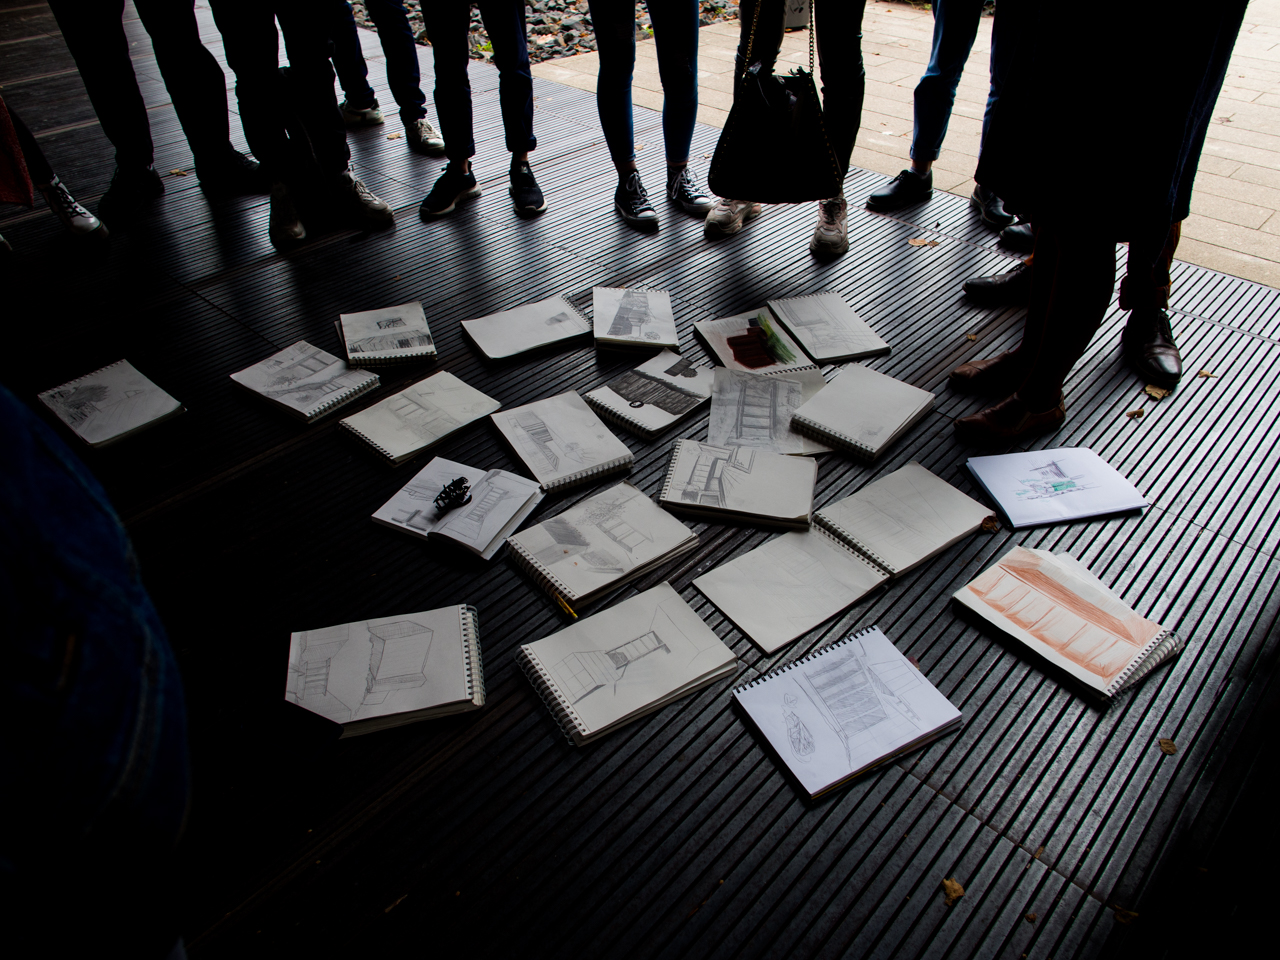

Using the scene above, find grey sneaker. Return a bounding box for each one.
[269,182,306,246]
[405,117,445,156]
[703,198,762,238]
[340,98,384,126]
[332,168,394,227]
[810,196,849,257]
[39,176,108,239]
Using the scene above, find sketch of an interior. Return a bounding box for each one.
[348,329,434,354]
[291,625,354,723]
[607,289,657,339]
[776,296,862,351]
[254,345,361,407]
[556,630,670,702]
[363,620,433,705]
[1015,460,1090,500]
[677,443,755,507]
[608,370,703,414]
[436,475,521,541]
[507,409,594,475]
[529,491,655,572]
[389,390,462,442]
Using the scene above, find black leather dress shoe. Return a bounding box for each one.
[999,219,1034,253]
[970,185,1015,229]
[866,168,932,212]
[962,260,1032,307]
[1122,309,1182,388]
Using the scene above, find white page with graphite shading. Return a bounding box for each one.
[707,367,831,455]
[790,363,934,460]
[692,309,817,376]
[660,439,816,525]
[39,359,183,447]
[230,341,378,420]
[767,291,890,363]
[461,294,591,359]
[492,390,633,489]
[592,287,678,348]
[339,301,436,362]
[341,371,500,463]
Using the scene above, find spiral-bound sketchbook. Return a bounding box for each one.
[39,359,184,447]
[734,626,962,798]
[340,371,501,465]
[338,301,436,364]
[659,439,817,528]
[285,605,485,737]
[461,294,592,360]
[372,456,544,560]
[790,363,934,461]
[492,390,634,491]
[584,350,713,439]
[506,482,697,611]
[707,367,831,456]
[767,291,890,363]
[966,447,1148,528]
[230,341,380,422]
[516,582,738,745]
[592,287,679,349]
[953,546,1183,699]
[692,309,818,377]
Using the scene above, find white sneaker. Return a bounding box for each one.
[39,176,107,239]
[269,182,306,246]
[810,196,848,257]
[405,117,445,156]
[340,98,384,126]
[703,198,762,238]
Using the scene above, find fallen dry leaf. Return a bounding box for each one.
[907,238,940,247]
[1216,115,1233,123]
[1198,370,1218,379]
[1158,738,1178,755]
[906,655,920,668]
[1113,907,1139,924]
[1034,845,1044,859]
[1144,385,1171,400]
[386,132,403,140]
[169,169,188,176]
[981,516,1001,533]
[941,878,965,906]
[966,334,978,341]
[1126,409,1145,420]
[384,893,408,913]
[1025,913,1037,924]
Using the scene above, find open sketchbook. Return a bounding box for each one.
[790,363,934,461]
[954,546,1183,699]
[372,456,544,560]
[708,367,831,456]
[230,341,379,422]
[492,390,634,491]
[285,605,484,737]
[340,371,501,465]
[338,301,436,364]
[659,439,817,528]
[966,447,1148,528]
[734,625,962,798]
[506,481,698,612]
[767,291,890,363]
[593,287,679,349]
[517,582,738,745]
[461,294,592,360]
[584,350,713,439]
[39,359,184,447]
[693,309,819,377]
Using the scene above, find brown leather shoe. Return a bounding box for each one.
[962,260,1032,307]
[949,350,1027,396]
[954,392,1066,446]
[1122,308,1182,389]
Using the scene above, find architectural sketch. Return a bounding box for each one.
[376,317,406,330]
[389,389,463,442]
[673,442,756,508]
[340,302,435,357]
[607,289,658,339]
[436,473,523,543]
[1014,460,1093,501]
[233,342,375,415]
[348,331,435,355]
[708,369,827,454]
[525,486,655,572]
[545,311,574,326]
[593,287,677,345]
[461,296,591,359]
[496,391,631,485]
[40,360,181,445]
[770,293,886,358]
[783,694,816,763]
[506,409,594,475]
[363,620,433,705]
[288,624,355,723]
[664,356,699,378]
[605,370,705,414]
[555,629,671,703]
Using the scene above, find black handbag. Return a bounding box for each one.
[707,0,842,204]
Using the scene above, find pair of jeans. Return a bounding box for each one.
[589,0,699,167]
[330,0,428,126]
[421,0,536,163]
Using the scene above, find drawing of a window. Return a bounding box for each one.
[607,289,653,338]
[364,620,434,704]
[556,630,670,702]
[511,411,560,472]
[608,371,698,414]
[389,393,459,440]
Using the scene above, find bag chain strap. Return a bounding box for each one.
[743,1,818,78]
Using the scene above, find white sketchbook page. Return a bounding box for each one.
[966,448,1148,528]
[767,292,889,362]
[816,462,991,575]
[339,301,436,359]
[341,371,500,460]
[692,310,815,375]
[664,441,816,522]
[735,627,961,797]
[953,545,1167,694]
[436,469,544,559]
[285,606,469,725]
[39,360,182,446]
[694,530,888,653]
[592,287,679,347]
[586,350,713,432]
[707,368,832,456]
[460,295,591,359]
[491,390,633,487]
[507,482,695,600]
[522,582,736,737]
[230,341,377,418]
[791,363,934,455]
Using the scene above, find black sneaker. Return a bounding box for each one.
[420,163,481,219]
[99,164,165,222]
[667,167,714,216]
[865,168,932,212]
[615,170,657,231]
[198,148,272,196]
[509,161,546,216]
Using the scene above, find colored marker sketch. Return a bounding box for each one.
[1014,460,1095,501]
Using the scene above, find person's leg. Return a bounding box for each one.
[734,0,785,75]
[911,0,983,171]
[587,0,639,170]
[329,0,380,114]
[1120,220,1183,387]
[648,0,711,216]
[10,104,107,238]
[363,0,428,126]
[477,0,536,160]
[9,107,53,185]
[423,0,477,167]
[808,0,866,257]
[274,4,350,177]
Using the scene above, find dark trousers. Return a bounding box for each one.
[421,0,536,163]
[1121,221,1182,312]
[331,0,428,126]
[47,0,232,170]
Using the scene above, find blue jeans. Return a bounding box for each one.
[330,0,428,126]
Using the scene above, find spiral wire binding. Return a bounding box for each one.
[1105,628,1182,697]
[658,439,692,504]
[506,537,580,604]
[541,453,634,492]
[812,512,896,577]
[733,624,884,695]
[516,646,590,745]
[791,414,877,460]
[338,419,399,463]
[460,604,486,706]
[42,358,127,396]
[583,393,660,439]
[307,371,380,421]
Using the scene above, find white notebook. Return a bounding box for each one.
[734,625,962,798]
[492,390,634,491]
[340,371,501,465]
[707,367,831,456]
[230,341,379,422]
[517,582,738,745]
[39,359,184,447]
[966,448,1148,528]
[461,294,592,359]
[593,286,679,349]
[658,438,817,529]
[338,301,436,364]
[506,481,698,611]
[285,605,484,737]
[584,350,713,439]
[372,456,544,560]
[790,363,934,461]
[692,309,819,377]
[954,546,1183,699]
[767,291,890,363]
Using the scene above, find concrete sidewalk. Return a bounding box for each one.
[533,0,1280,290]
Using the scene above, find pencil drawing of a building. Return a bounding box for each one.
[556,630,670,703]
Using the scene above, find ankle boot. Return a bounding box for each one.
[1122,308,1182,388]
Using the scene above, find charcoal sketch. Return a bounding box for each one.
[605,370,706,415]
[708,368,829,455]
[40,360,181,445]
[593,286,677,344]
[340,301,435,356]
[233,342,374,414]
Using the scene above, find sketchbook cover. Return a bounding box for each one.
[491,390,634,489]
[39,359,184,447]
[692,310,817,376]
[790,363,934,459]
[660,439,817,526]
[734,626,961,797]
[707,367,831,456]
[339,301,436,363]
[767,291,890,363]
[584,350,713,435]
[341,371,501,463]
[592,287,679,348]
[966,448,1148,528]
[230,341,379,421]
[461,294,592,359]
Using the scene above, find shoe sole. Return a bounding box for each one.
[420,185,482,219]
[615,203,658,231]
[669,196,715,217]
[510,188,547,217]
[809,237,849,257]
[409,142,447,157]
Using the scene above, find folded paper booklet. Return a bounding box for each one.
[707,367,831,456]
[340,371,501,465]
[492,390,634,491]
[584,349,713,439]
[593,286,679,349]
[461,294,592,360]
[790,363,934,461]
[659,438,817,529]
[39,359,184,447]
[506,481,698,612]
[230,341,380,422]
[953,546,1183,699]
[734,625,962,798]
[517,582,738,745]
[338,301,436,364]
[966,447,1148,528]
[692,309,819,377]
[372,456,544,560]
[285,605,484,737]
[767,291,890,363]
